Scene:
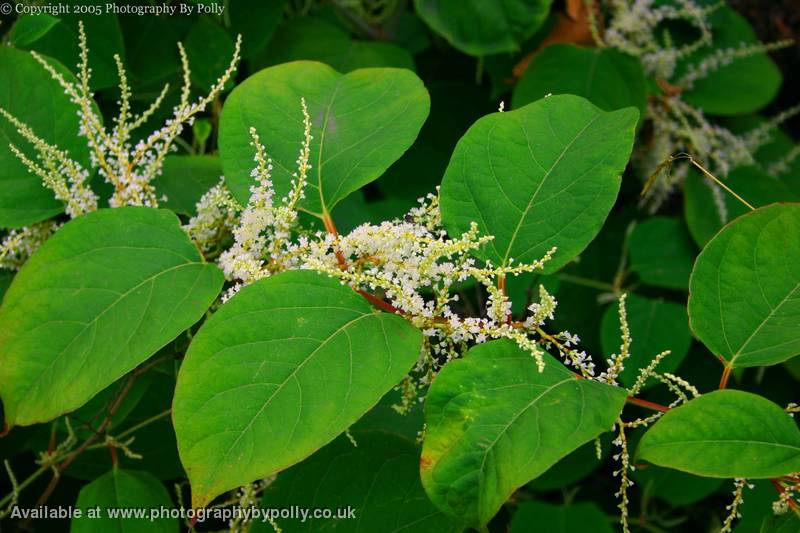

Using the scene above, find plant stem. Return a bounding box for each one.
[626,396,670,413]
[685,155,755,211]
[719,365,731,390]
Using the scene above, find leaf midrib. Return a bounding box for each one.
[199,312,376,497]
[5,262,204,408]
[501,112,600,265]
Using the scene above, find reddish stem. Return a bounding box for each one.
[626,396,670,413]
[772,479,799,510]
[356,290,400,314]
[719,365,731,390]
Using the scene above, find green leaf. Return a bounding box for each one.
[439,94,638,271]
[683,166,795,248]
[420,339,626,527]
[153,155,222,216]
[688,203,800,368]
[0,48,91,227]
[414,0,554,56]
[679,7,781,116]
[637,389,800,478]
[510,501,613,533]
[255,17,415,73]
[72,469,178,533]
[219,61,429,216]
[8,14,61,47]
[173,270,422,507]
[600,294,692,388]
[252,431,463,533]
[185,17,236,92]
[512,44,646,118]
[0,207,223,427]
[628,217,696,290]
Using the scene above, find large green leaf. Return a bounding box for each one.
[173,270,422,507]
[219,61,429,216]
[253,431,463,533]
[420,339,626,528]
[72,469,178,533]
[512,44,646,118]
[688,204,800,368]
[0,207,223,428]
[600,294,692,388]
[637,390,800,478]
[414,0,553,56]
[439,94,638,271]
[0,48,91,227]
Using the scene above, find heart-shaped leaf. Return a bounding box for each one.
[440,94,638,271]
[637,390,800,478]
[253,431,463,533]
[72,469,178,533]
[173,270,422,507]
[689,203,800,368]
[218,61,429,216]
[0,48,91,227]
[420,339,626,528]
[0,207,223,427]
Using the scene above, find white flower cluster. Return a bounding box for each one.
[771,476,799,515]
[721,478,753,532]
[0,110,97,219]
[0,21,241,213]
[0,222,59,271]
[183,178,239,253]
[212,98,630,386]
[641,98,800,215]
[677,39,793,90]
[601,0,798,214]
[604,0,717,79]
[216,98,312,300]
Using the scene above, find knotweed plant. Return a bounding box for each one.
[1,7,798,533]
[0,22,241,270]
